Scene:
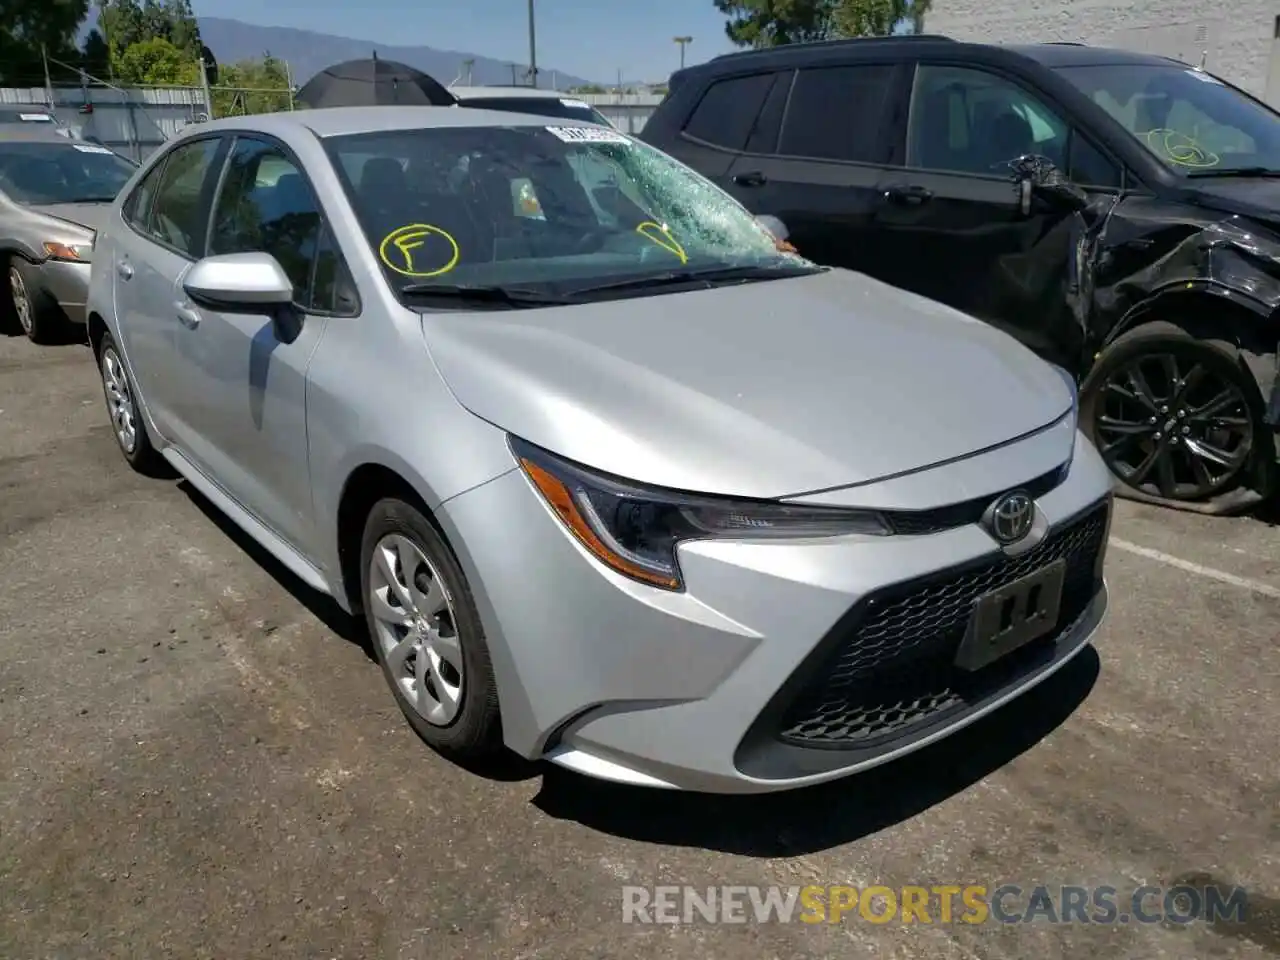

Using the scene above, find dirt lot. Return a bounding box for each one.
[0,330,1277,960]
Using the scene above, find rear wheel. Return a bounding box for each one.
[1081,322,1272,503]
[98,331,165,474]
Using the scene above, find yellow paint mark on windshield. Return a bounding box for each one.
[636,221,687,264]
[378,224,460,277]
[1141,129,1220,168]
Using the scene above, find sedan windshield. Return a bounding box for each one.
[0,141,135,203]
[461,96,613,127]
[325,124,814,304]
[1055,63,1280,175]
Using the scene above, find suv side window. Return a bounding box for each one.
[683,72,777,151]
[907,65,1122,188]
[145,137,221,256]
[777,65,896,163]
[208,136,355,313]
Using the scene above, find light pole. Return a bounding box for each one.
[674,36,693,70]
[527,0,538,87]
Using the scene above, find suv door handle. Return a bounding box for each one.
[732,171,768,188]
[883,184,933,205]
[116,261,133,280]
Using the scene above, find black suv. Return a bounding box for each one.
[641,37,1280,512]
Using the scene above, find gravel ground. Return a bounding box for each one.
[0,330,1276,960]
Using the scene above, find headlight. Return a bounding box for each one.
[42,241,92,263]
[511,436,890,591]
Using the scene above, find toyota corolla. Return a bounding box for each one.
[85,106,1112,793]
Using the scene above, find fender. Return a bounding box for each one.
[1104,279,1277,350]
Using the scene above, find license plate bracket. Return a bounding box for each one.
[955,559,1066,672]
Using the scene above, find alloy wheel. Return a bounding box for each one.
[101,347,139,454]
[367,533,464,726]
[1093,351,1253,500]
[9,267,32,335]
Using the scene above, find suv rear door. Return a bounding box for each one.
[656,70,782,184]
[722,61,911,277]
[871,59,1126,366]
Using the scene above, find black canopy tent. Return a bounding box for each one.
[296,55,458,108]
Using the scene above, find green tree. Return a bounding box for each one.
[79,27,112,81]
[99,0,202,63]
[830,0,930,36]
[112,35,196,85]
[0,0,90,85]
[212,53,291,116]
[712,0,834,48]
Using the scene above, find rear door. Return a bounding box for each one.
[723,61,910,277]
[112,135,225,440]
[659,70,780,184]
[870,61,1125,365]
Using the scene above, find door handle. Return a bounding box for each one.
[116,261,133,280]
[175,303,200,329]
[883,184,933,205]
[732,171,768,188]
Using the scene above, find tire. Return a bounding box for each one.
[7,257,64,345]
[1080,321,1273,503]
[359,497,502,759]
[97,331,166,475]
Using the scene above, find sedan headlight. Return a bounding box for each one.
[511,436,890,591]
[42,241,92,263]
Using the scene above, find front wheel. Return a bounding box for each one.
[1081,322,1272,504]
[98,332,165,475]
[8,259,63,344]
[359,498,502,759]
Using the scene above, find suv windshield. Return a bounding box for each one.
[0,141,135,203]
[1056,63,1280,174]
[326,124,813,303]
[462,96,613,127]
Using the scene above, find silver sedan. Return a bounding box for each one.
[0,130,135,342]
[85,106,1112,793]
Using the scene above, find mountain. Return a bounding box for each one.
[195,17,597,90]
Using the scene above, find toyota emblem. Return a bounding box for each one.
[985,491,1034,544]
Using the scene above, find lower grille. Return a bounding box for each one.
[777,502,1108,748]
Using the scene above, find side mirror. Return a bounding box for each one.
[755,214,788,241]
[183,252,294,308]
[1010,155,1089,216]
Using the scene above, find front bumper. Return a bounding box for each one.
[31,258,90,324]
[438,429,1114,794]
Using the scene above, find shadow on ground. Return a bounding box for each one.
[174,473,1101,849]
[533,647,1100,856]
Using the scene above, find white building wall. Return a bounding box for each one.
[924,0,1280,102]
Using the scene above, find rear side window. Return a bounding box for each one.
[779,65,896,163]
[683,72,777,150]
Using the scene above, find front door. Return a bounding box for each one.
[870,62,1125,367]
[112,136,224,440]
[723,62,909,280]
[171,135,349,554]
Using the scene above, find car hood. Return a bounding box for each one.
[1181,179,1280,222]
[421,269,1073,499]
[25,202,107,233]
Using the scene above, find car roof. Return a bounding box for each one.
[1002,42,1187,69]
[449,86,584,100]
[186,105,596,140]
[0,128,81,144]
[687,36,1185,77]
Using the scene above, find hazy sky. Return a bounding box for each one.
[191,0,740,83]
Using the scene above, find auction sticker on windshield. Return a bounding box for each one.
[1185,69,1222,84]
[73,144,113,154]
[546,126,630,144]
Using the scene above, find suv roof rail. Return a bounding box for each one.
[710,33,953,63]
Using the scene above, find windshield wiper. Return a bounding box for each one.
[567,263,822,297]
[397,282,575,307]
[1185,166,1280,179]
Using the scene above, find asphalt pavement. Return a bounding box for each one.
[0,330,1277,959]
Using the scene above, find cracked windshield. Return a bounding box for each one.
[327,124,814,301]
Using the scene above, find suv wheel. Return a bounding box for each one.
[359,497,502,758]
[1081,322,1271,503]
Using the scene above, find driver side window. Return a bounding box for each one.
[906,65,1121,188]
